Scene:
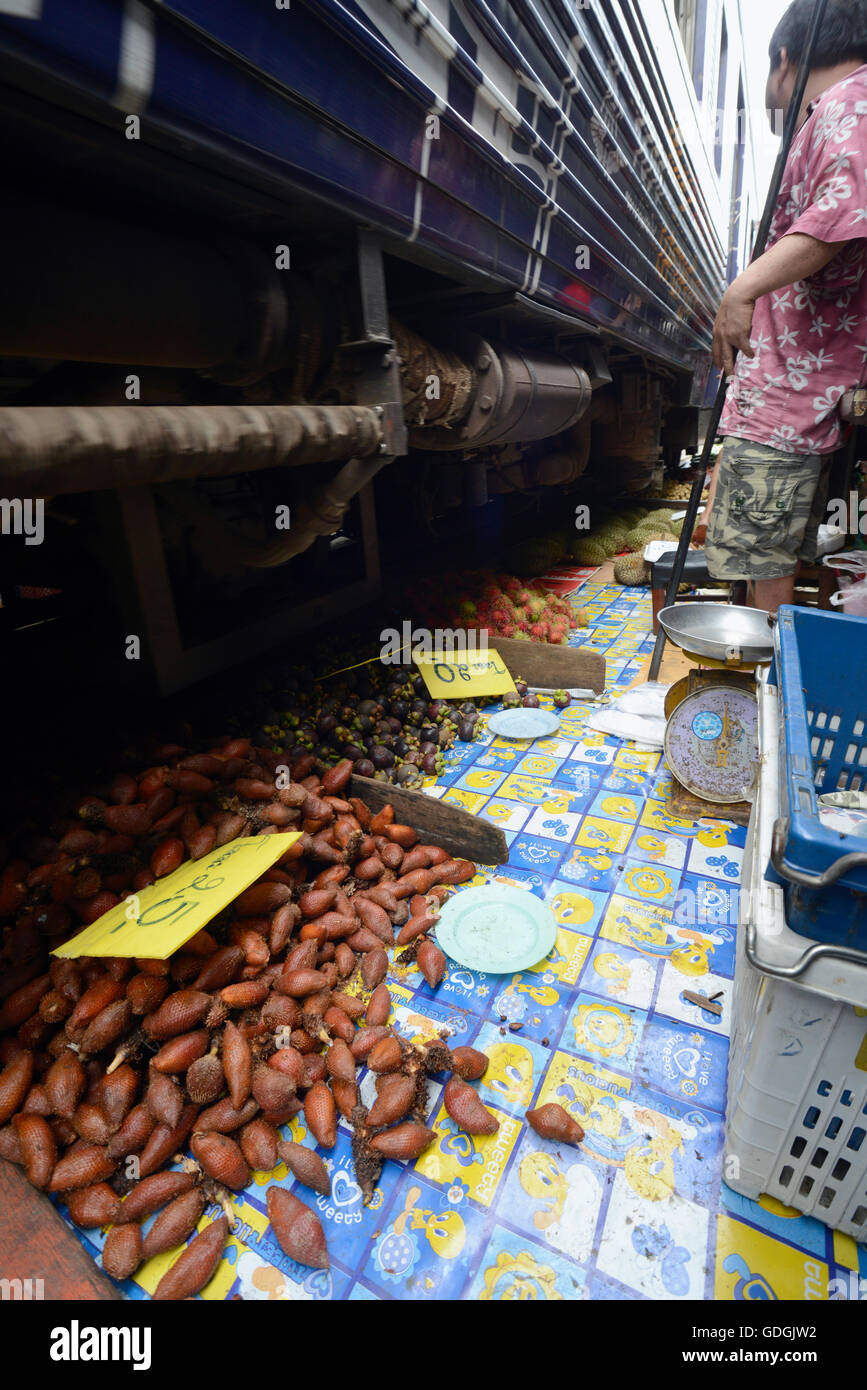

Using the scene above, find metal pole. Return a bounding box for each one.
[648,0,830,679]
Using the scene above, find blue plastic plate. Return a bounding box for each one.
[435,885,557,974]
[485,708,560,739]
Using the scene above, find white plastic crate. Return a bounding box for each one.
[724,675,867,1238]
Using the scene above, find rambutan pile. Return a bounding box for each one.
[405,570,580,645]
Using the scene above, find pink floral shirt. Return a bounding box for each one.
[721,64,867,454]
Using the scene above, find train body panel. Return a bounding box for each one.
[0,0,765,391]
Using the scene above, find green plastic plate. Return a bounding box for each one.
[435,885,558,974]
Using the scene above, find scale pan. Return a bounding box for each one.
[658,603,774,664]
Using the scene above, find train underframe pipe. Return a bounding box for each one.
[1,210,597,563]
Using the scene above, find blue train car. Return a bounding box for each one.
[0,0,768,687]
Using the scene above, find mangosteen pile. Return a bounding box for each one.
[258,666,489,789]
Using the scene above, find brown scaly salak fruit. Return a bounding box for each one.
[239,1118,279,1172]
[360,948,388,991]
[150,1030,209,1074]
[190,1131,250,1191]
[448,1046,489,1081]
[126,972,170,1016]
[185,1051,225,1106]
[303,1081,337,1148]
[143,990,211,1039]
[80,998,133,1055]
[323,1006,354,1045]
[277,1139,331,1196]
[152,1215,228,1300]
[142,1187,207,1260]
[107,1103,155,1160]
[48,1144,116,1192]
[369,1122,435,1160]
[0,765,477,1227]
[146,1069,184,1129]
[97,1064,140,1128]
[0,975,51,1031]
[66,978,125,1032]
[267,1046,304,1085]
[266,1186,329,1270]
[330,1077,357,1120]
[365,983,391,1027]
[334,943,356,977]
[72,1102,114,1146]
[366,1074,415,1128]
[525,1102,584,1146]
[102,1223,144,1281]
[417,939,447,989]
[138,1103,198,1176]
[0,1051,33,1125]
[330,991,366,1021]
[44,1048,85,1118]
[221,1020,252,1109]
[194,1096,258,1135]
[116,1170,198,1223]
[396,913,439,946]
[325,1039,355,1084]
[251,1064,295,1113]
[443,1077,499,1136]
[12,1114,57,1189]
[66,1183,122,1228]
[350,1026,392,1062]
[367,1035,402,1074]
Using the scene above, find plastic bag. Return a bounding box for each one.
[830,577,867,615]
[823,551,867,615]
[816,523,847,558]
[585,681,669,749]
[818,791,867,837]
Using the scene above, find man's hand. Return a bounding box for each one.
[711,234,841,377]
[712,282,756,375]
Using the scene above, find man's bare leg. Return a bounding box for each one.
[749,574,796,614]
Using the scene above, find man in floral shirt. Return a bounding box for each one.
[706,0,867,613]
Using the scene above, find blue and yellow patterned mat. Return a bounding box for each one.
[57,574,862,1300]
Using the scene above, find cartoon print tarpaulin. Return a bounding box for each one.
[53,571,852,1302]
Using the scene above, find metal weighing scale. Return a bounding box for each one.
[657,604,774,822]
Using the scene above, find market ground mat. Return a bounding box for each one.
[53,573,859,1301]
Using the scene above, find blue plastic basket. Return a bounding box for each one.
[766,605,867,948]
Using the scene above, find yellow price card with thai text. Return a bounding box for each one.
[52,832,301,959]
[414,648,516,698]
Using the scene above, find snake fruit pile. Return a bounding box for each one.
[0,739,499,1297]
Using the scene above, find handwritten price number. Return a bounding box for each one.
[110,844,245,933]
[432,656,507,684]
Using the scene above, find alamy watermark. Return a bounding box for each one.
[827,491,867,535]
[380,621,489,666]
[829,1271,867,1300]
[0,497,43,546]
[673,885,740,927]
[50,1321,151,1370]
[0,1276,44,1299]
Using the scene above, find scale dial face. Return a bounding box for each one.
[664,685,758,804]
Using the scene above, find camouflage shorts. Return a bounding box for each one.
[705,437,830,581]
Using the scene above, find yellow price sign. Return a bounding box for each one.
[52,832,301,960]
[414,648,516,699]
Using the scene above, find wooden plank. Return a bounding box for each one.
[493,637,605,694]
[349,775,507,865]
[0,1160,120,1301]
[628,644,693,690]
[682,990,722,1017]
[668,775,752,828]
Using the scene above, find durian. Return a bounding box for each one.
[614,551,649,585]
